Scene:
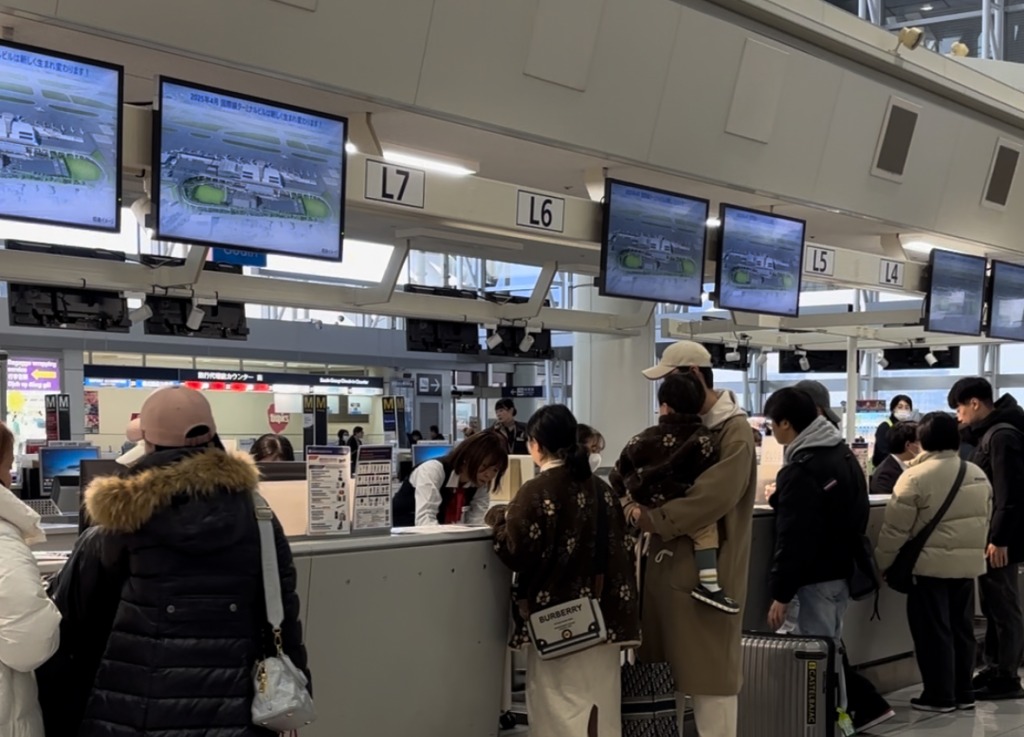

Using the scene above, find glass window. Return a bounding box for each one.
[884,1,980,25]
[262,240,397,285]
[1006,10,1024,62]
[1001,343,1024,373]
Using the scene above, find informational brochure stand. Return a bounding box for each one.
[352,444,394,534]
[306,445,351,536]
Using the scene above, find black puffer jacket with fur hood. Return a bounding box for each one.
[36,448,308,737]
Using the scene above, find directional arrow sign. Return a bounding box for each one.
[416,373,444,397]
[32,369,57,380]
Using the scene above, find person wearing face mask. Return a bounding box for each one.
[873,396,914,468]
[578,424,606,473]
[870,422,920,495]
[391,430,509,527]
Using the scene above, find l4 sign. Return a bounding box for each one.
[267,403,291,434]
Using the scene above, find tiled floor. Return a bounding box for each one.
[861,686,1024,736]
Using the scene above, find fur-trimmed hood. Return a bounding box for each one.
[86,449,260,534]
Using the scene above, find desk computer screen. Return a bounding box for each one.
[39,446,100,493]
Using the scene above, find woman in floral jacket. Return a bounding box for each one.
[488,404,640,737]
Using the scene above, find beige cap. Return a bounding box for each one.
[643,341,713,380]
[127,386,218,449]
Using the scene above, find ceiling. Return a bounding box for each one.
[0,10,1011,268]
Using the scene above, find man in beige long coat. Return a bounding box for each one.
[632,341,756,737]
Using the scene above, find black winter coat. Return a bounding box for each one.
[769,442,870,603]
[36,448,309,737]
[963,394,1024,563]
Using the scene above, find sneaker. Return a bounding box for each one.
[910,698,955,713]
[973,669,996,691]
[690,585,741,614]
[853,707,895,733]
[975,678,1024,701]
[956,701,975,711]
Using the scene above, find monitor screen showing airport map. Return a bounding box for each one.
[716,205,805,318]
[156,79,347,260]
[600,180,708,306]
[989,260,1024,341]
[925,249,986,337]
[0,42,122,231]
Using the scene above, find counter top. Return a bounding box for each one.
[288,526,493,556]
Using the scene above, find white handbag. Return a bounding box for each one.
[252,494,317,732]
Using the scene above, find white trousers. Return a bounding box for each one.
[526,644,622,737]
[675,693,738,737]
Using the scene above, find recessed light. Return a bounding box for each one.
[921,3,933,10]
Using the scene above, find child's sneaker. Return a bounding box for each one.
[691,585,740,614]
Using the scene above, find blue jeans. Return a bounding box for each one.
[790,579,850,640]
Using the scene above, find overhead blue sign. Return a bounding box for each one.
[212,248,268,268]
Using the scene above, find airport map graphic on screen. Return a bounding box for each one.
[989,261,1024,341]
[0,44,121,229]
[602,181,708,306]
[926,249,986,337]
[717,206,804,317]
[157,80,346,260]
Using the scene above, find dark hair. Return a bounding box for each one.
[353,426,365,435]
[918,412,961,452]
[658,372,706,416]
[889,421,919,455]
[526,404,591,481]
[337,428,349,442]
[495,398,517,415]
[763,388,819,435]
[410,430,423,442]
[0,423,12,459]
[429,425,440,434]
[947,377,994,409]
[889,394,913,414]
[441,430,508,487]
[250,434,295,462]
[577,424,605,454]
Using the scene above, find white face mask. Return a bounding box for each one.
[589,453,603,473]
[894,410,913,422]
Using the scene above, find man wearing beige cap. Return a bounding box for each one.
[631,341,756,737]
[37,386,310,736]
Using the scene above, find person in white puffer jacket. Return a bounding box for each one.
[0,423,61,737]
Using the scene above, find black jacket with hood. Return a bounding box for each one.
[36,448,308,737]
[963,394,1024,564]
[769,417,870,603]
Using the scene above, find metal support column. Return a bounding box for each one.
[983,0,993,58]
[868,0,883,25]
[846,337,859,444]
[993,0,1005,60]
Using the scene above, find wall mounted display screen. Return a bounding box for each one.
[925,249,987,337]
[988,260,1024,341]
[600,180,709,306]
[155,78,347,260]
[715,205,805,318]
[0,41,122,230]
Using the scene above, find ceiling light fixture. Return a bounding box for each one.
[902,240,936,255]
[345,142,358,154]
[796,349,810,372]
[757,352,769,368]
[519,332,536,353]
[725,344,742,363]
[129,303,153,324]
[949,41,970,57]
[877,354,889,369]
[706,217,722,228]
[486,332,503,349]
[186,302,205,331]
[383,149,477,177]
[921,3,933,10]
[925,350,939,367]
[894,27,925,54]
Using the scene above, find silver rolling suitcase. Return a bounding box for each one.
[738,633,838,737]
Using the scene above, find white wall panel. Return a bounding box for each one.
[814,73,958,228]
[416,0,680,161]
[53,0,432,103]
[651,13,841,202]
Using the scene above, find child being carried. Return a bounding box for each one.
[610,372,739,615]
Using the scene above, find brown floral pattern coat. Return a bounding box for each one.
[608,414,718,509]
[491,465,641,650]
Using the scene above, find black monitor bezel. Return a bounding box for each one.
[986,259,1024,341]
[152,75,348,262]
[924,248,987,337]
[714,203,806,319]
[599,178,710,308]
[0,39,124,233]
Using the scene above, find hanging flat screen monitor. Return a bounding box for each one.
[154,78,347,261]
[988,260,1024,341]
[925,249,986,337]
[600,180,709,306]
[0,41,122,231]
[715,205,805,318]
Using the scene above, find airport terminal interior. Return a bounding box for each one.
[7,0,1024,735]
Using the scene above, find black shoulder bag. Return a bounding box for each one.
[885,461,967,595]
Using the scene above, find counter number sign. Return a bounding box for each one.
[364,160,426,209]
[516,190,565,233]
[879,259,905,288]
[805,246,835,278]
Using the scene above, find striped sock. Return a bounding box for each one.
[695,548,721,592]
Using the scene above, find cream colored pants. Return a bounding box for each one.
[675,693,738,737]
[526,643,622,737]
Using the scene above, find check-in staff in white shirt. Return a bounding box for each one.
[391,431,509,527]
